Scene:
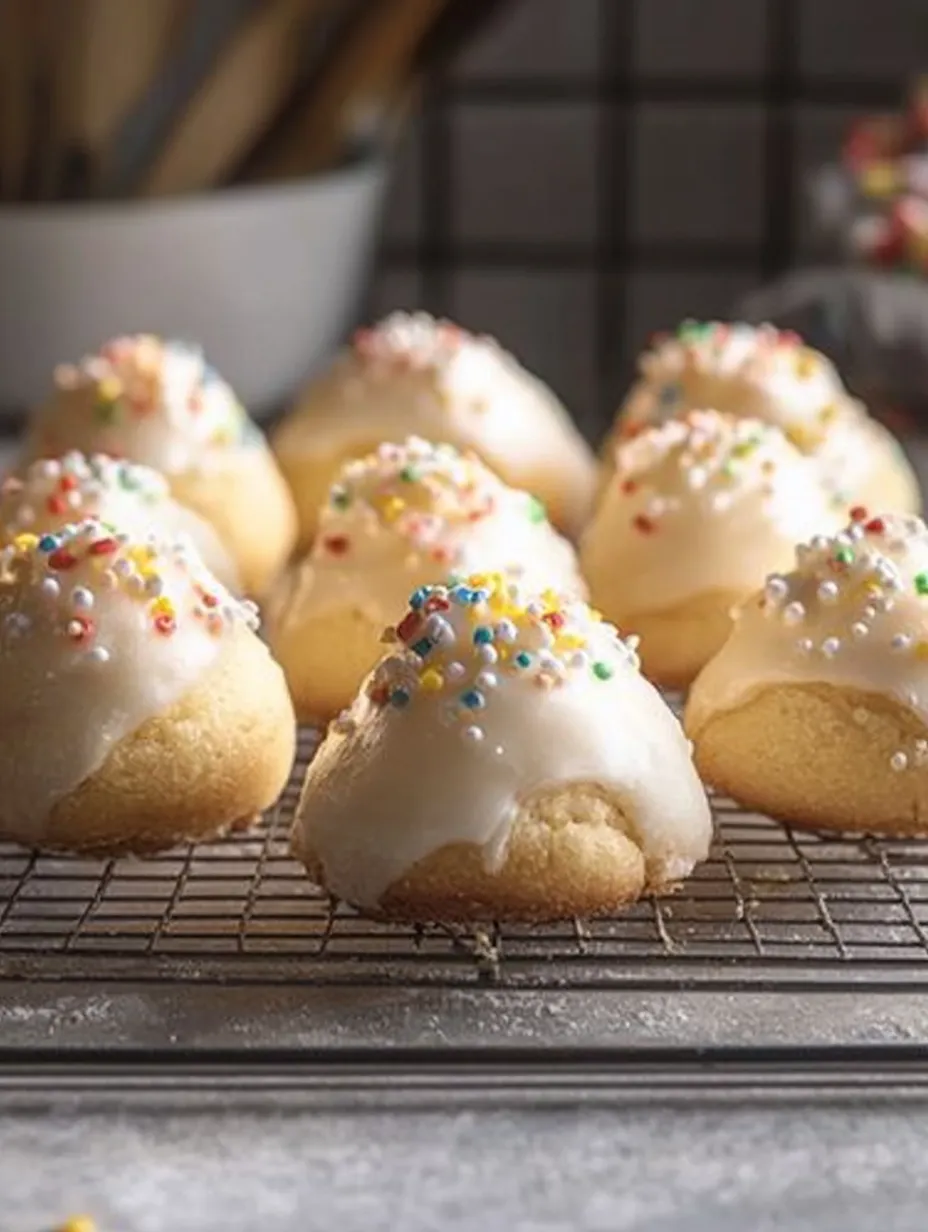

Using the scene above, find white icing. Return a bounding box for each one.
[275,312,596,531]
[1,451,240,591]
[294,576,712,907]
[276,437,585,628]
[25,335,263,476]
[581,411,844,613]
[687,512,928,732]
[0,519,259,838]
[614,320,919,513]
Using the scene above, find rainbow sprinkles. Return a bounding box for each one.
[358,573,638,746]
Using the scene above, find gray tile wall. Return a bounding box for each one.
[370,0,927,440]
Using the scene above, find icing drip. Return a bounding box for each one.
[295,573,712,907]
[0,452,239,588]
[582,411,844,611]
[687,510,928,771]
[0,519,258,835]
[30,335,258,474]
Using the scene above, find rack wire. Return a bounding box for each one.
[2,722,928,989]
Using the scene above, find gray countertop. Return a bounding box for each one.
[7,1103,928,1232]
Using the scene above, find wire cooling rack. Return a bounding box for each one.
[3,724,928,990]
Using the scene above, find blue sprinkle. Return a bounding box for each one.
[473,626,494,645]
[470,589,489,604]
[409,587,429,610]
[515,651,533,669]
[38,535,58,552]
[411,637,433,657]
[390,688,411,708]
[450,586,472,604]
[461,689,485,710]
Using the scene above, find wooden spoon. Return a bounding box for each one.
[251,0,448,182]
[55,0,193,197]
[138,0,337,198]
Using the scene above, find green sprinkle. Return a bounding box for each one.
[916,573,928,596]
[527,496,547,524]
[331,487,351,510]
[592,661,613,681]
[834,547,855,566]
[515,651,533,669]
[399,465,419,483]
[94,398,118,425]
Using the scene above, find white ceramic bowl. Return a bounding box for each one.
[0,157,387,426]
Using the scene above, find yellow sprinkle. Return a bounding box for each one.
[57,1218,96,1232]
[97,376,122,402]
[151,596,174,616]
[557,632,586,651]
[794,348,819,379]
[914,641,928,661]
[13,532,38,551]
[860,161,900,199]
[818,401,838,425]
[380,496,405,523]
[420,668,444,691]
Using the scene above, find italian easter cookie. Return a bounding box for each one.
[1,451,239,590]
[604,320,919,514]
[265,436,585,720]
[293,574,712,922]
[272,312,597,548]
[686,511,928,835]
[581,410,844,686]
[23,335,297,594]
[0,520,295,855]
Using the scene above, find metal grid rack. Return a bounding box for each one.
[3,723,928,991]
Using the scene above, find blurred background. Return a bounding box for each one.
[376,0,927,436]
[0,0,925,436]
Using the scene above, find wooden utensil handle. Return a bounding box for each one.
[254,0,447,182]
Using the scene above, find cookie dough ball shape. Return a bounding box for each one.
[265,436,586,720]
[272,312,597,548]
[0,519,295,855]
[686,511,928,835]
[581,410,845,687]
[1,451,240,591]
[293,574,712,922]
[604,320,920,515]
[23,335,297,594]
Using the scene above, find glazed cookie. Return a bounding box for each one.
[580,410,844,687]
[0,519,295,855]
[1,451,239,590]
[272,312,597,548]
[686,510,928,836]
[265,436,585,720]
[292,573,713,922]
[604,320,920,514]
[23,336,297,594]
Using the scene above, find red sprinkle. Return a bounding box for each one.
[423,594,450,612]
[154,614,176,636]
[89,536,119,556]
[397,611,422,642]
[620,478,638,496]
[68,615,93,641]
[849,505,868,522]
[201,592,219,609]
[46,494,68,516]
[633,514,656,535]
[542,611,566,631]
[864,517,886,534]
[48,548,77,570]
[323,534,350,556]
